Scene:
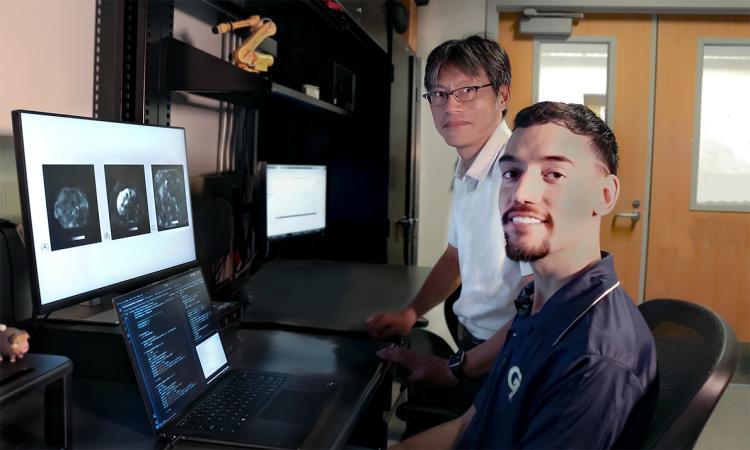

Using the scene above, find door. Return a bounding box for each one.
[647,16,750,341]
[499,13,655,299]
[499,12,750,341]
[387,35,421,265]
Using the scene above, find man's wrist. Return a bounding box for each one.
[400,306,418,327]
[448,350,469,381]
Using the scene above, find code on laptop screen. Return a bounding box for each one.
[115,268,229,430]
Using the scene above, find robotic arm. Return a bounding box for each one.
[213,15,277,73]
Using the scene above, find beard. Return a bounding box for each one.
[501,205,553,262]
[504,232,551,262]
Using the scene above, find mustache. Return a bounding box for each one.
[501,205,552,226]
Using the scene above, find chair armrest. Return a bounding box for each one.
[414,317,429,328]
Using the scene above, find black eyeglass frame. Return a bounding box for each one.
[422,83,496,106]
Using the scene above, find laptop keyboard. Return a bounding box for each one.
[177,372,286,436]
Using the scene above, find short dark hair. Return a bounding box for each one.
[424,35,512,94]
[513,102,619,175]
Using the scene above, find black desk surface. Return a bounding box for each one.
[0,328,386,449]
[241,259,431,333]
[0,353,72,400]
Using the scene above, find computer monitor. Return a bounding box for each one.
[265,164,326,240]
[12,110,197,315]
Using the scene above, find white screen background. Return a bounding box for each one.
[18,112,197,306]
[266,165,326,238]
[195,332,228,379]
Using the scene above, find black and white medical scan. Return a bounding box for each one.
[42,164,102,251]
[104,165,151,240]
[152,165,190,231]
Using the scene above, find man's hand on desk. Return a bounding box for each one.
[377,347,458,387]
[366,308,418,341]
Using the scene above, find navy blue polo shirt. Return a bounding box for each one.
[456,253,656,450]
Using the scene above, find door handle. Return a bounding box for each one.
[615,211,641,223]
[612,200,641,228]
[612,210,641,228]
[394,217,417,242]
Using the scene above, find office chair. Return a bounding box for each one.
[395,286,466,437]
[613,298,738,450]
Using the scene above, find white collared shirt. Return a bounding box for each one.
[448,120,531,340]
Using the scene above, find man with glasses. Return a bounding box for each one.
[367,35,529,434]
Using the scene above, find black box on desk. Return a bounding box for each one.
[30,321,135,383]
[333,63,356,112]
[213,300,242,331]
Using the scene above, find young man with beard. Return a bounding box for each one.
[391,102,656,450]
[367,36,530,428]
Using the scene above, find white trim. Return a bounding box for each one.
[552,281,621,347]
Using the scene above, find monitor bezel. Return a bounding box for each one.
[12,109,199,316]
[264,163,327,241]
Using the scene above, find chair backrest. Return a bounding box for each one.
[614,298,738,450]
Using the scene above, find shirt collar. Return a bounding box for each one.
[454,120,512,182]
[512,252,620,344]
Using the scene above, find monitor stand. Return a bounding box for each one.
[47,294,119,325]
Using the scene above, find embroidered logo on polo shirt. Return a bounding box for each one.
[507,366,522,401]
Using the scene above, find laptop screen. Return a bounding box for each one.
[114,268,230,430]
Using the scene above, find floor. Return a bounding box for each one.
[385,314,750,449]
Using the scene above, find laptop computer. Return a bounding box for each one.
[113,267,340,449]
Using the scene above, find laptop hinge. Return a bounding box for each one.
[163,434,185,450]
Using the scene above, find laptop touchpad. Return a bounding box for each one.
[260,390,328,425]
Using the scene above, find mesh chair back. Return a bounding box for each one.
[614,298,738,449]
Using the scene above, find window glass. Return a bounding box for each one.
[537,42,610,120]
[694,44,750,210]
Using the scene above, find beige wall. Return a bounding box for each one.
[415,0,487,267]
[0,1,228,221]
[0,0,96,222]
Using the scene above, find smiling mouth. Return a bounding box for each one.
[502,208,552,228]
[511,216,543,225]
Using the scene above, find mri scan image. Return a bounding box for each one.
[152,165,189,231]
[53,187,90,229]
[43,165,102,251]
[105,165,151,240]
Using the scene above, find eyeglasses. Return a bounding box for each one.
[422,83,495,106]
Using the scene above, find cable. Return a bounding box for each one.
[31,311,50,339]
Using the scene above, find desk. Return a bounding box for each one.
[241,259,431,333]
[0,328,386,449]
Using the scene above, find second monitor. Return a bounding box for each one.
[265,164,326,240]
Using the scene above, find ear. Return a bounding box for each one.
[593,174,620,216]
[498,85,510,106]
